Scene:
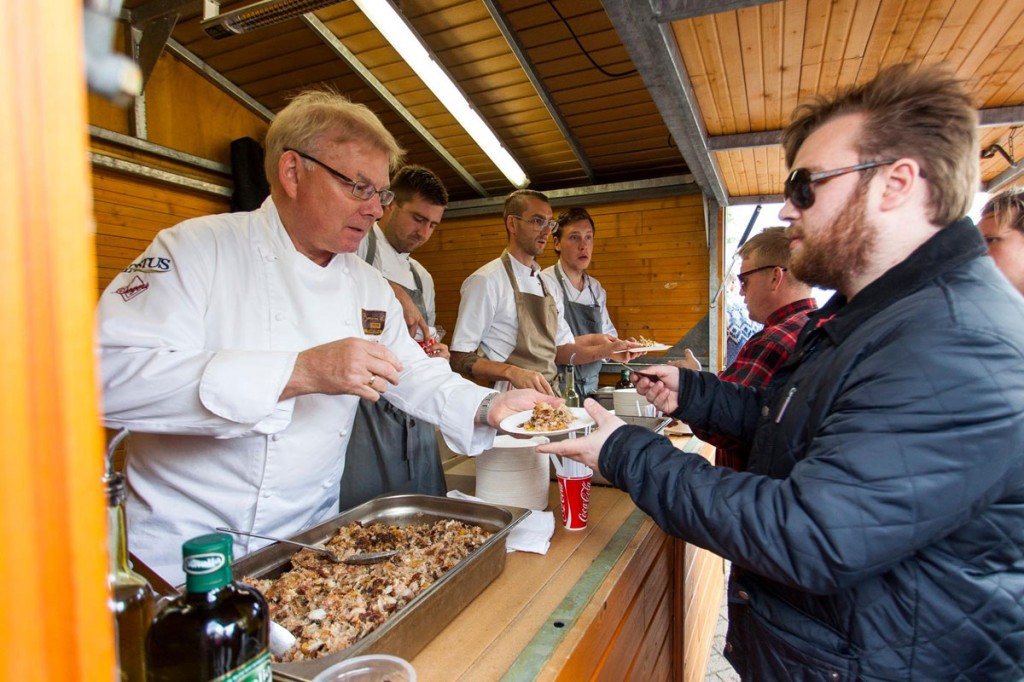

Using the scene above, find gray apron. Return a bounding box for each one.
[340,229,445,511]
[499,250,559,387]
[554,266,603,397]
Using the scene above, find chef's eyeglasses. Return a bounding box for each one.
[737,265,786,289]
[285,147,395,207]
[511,215,558,231]
[784,160,896,210]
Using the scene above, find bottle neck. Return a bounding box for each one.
[107,503,133,577]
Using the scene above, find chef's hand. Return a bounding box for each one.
[426,342,450,360]
[633,364,680,415]
[484,390,563,429]
[283,338,403,402]
[536,399,624,471]
[606,337,645,363]
[507,366,556,395]
[668,348,701,371]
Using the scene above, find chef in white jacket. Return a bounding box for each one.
[97,89,549,583]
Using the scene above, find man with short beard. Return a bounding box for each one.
[540,63,1024,680]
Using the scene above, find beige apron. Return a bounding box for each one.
[499,250,559,386]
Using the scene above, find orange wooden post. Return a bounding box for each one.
[0,2,115,680]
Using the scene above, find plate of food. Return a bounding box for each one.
[499,402,595,436]
[612,335,672,353]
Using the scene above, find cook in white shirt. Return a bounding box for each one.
[98,91,550,583]
[450,190,643,396]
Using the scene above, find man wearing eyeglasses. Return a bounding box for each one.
[674,226,816,471]
[977,187,1024,295]
[450,190,640,394]
[97,90,552,583]
[541,63,1024,679]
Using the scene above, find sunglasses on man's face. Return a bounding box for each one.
[784,160,896,210]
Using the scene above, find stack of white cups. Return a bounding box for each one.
[475,435,550,510]
[612,388,654,417]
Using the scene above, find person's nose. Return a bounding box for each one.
[779,199,799,222]
[363,194,384,220]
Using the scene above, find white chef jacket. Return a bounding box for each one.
[356,224,436,325]
[540,263,618,337]
[98,198,494,583]
[451,255,574,362]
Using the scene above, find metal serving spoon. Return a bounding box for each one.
[215,527,399,565]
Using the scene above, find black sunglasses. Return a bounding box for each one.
[784,160,896,209]
[737,265,786,288]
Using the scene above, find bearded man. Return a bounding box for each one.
[541,63,1024,680]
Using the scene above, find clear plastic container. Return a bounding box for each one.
[311,654,417,682]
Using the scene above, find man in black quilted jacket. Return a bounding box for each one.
[540,62,1024,681]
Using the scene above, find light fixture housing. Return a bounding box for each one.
[352,0,529,188]
[201,0,347,39]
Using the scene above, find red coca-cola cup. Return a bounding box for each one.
[557,473,592,531]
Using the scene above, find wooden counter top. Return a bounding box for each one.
[410,434,722,682]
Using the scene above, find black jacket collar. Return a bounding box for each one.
[804,217,985,346]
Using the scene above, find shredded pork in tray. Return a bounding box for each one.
[244,519,492,662]
[520,401,575,432]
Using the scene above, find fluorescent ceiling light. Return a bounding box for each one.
[352,0,529,188]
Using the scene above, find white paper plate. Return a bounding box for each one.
[612,342,672,353]
[499,407,595,436]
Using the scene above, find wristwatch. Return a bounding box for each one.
[476,392,499,425]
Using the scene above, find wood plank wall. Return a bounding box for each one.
[92,169,229,295]
[415,194,709,349]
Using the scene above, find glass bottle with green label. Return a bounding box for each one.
[562,364,580,408]
[615,369,634,389]
[146,532,270,682]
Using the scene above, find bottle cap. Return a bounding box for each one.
[182,532,233,593]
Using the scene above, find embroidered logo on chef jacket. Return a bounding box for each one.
[115,275,149,302]
[123,256,173,274]
[361,309,386,336]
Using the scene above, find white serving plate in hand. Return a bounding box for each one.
[499,407,595,436]
[612,342,672,353]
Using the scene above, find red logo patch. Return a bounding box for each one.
[115,275,149,302]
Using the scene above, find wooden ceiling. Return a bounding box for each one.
[118,0,1024,207]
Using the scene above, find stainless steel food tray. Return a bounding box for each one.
[229,494,529,681]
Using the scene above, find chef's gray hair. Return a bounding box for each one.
[264,88,405,187]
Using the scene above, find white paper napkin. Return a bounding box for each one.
[446,490,554,555]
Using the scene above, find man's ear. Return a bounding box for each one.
[278,150,301,199]
[878,158,920,212]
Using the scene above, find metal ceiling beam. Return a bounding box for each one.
[480,0,596,183]
[979,105,1024,127]
[708,130,781,151]
[301,15,488,197]
[603,1,728,205]
[445,174,698,218]
[165,38,275,121]
[984,163,1024,193]
[649,0,777,22]
[707,106,1024,152]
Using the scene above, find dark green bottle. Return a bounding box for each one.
[146,533,271,682]
[615,369,634,389]
[562,364,580,407]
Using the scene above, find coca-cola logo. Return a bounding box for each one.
[184,553,225,575]
[115,275,149,302]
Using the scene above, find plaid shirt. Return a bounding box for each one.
[703,298,818,471]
